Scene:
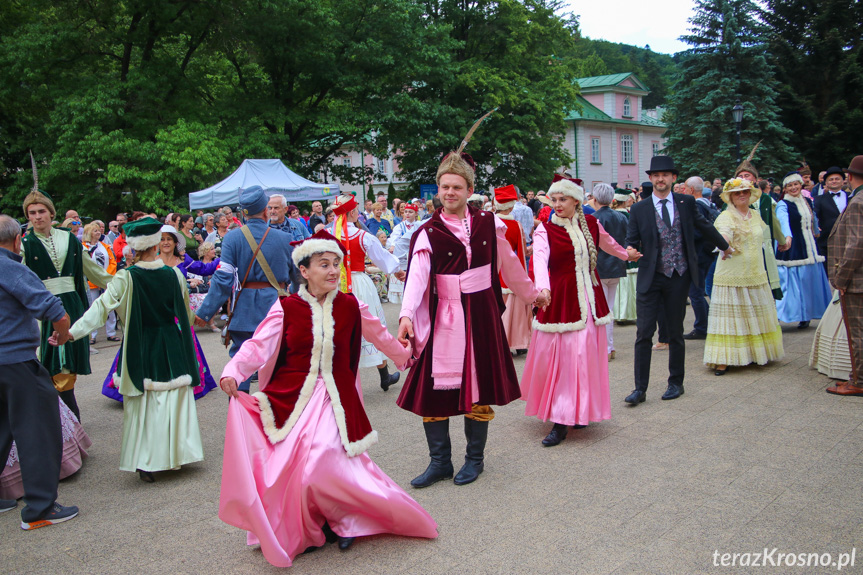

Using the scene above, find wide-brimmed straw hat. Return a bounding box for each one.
[720,177,761,206]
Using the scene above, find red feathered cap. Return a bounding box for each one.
[403,203,419,212]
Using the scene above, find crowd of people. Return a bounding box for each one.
[2,146,863,568]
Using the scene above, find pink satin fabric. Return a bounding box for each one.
[501,293,532,350]
[520,298,612,426]
[432,263,492,390]
[520,218,626,426]
[219,377,438,568]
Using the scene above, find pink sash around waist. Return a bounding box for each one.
[432,263,492,390]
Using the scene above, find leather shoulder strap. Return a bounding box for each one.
[241,225,286,296]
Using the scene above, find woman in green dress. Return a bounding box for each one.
[51,217,203,483]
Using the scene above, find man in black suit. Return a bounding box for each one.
[623,156,731,405]
[814,166,849,273]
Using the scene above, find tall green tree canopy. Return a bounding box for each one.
[0,0,453,217]
[0,0,583,218]
[394,0,583,193]
[763,0,863,170]
[662,0,794,179]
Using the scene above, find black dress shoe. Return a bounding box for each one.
[714,368,727,376]
[624,390,646,405]
[137,469,155,483]
[541,423,569,447]
[683,330,707,340]
[322,521,338,544]
[661,384,684,400]
[572,424,587,429]
[798,321,810,329]
[338,536,355,550]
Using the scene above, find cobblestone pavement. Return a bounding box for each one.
[2,304,861,574]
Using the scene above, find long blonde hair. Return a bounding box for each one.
[576,203,598,283]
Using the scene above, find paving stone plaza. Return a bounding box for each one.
[2,304,861,574]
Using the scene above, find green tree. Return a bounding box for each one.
[662,0,794,179]
[393,0,583,193]
[763,0,863,170]
[0,0,454,219]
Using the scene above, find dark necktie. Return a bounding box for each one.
[660,199,672,228]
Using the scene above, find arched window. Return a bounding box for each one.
[623,97,632,117]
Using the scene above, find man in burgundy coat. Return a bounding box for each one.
[397,152,546,487]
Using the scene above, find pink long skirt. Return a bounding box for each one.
[1,399,92,500]
[219,376,438,568]
[520,310,612,427]
[501,293,532,350]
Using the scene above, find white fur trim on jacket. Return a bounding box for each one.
[253,286,378,456]
[133,259,166,270]
[114,372,193,392]
[533,215,611,333]
[126,230,163,251]
[144,374,193,391]
[777,195,826,267]
[291,239,343,266]
[548,179,584,203]
[494,200,516,211]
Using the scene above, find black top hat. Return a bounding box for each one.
[640,181,654,200]
[824,166,845,180]
[645,155,678,176]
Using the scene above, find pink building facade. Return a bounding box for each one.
[327,147,409,201]
[326,73,666,200]
[563,73,667,191]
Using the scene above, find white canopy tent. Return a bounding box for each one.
[188,159,340,210]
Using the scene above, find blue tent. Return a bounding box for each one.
[188,159,340,209]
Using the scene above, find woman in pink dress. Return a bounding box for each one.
[217,230,437,567]
[521,176,638,446]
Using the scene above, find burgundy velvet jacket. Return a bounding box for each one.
[396,207,522,417]
[256,289,376,455]
[534,214,612,332]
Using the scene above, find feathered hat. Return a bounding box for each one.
[22,151,56,217]
[436,109,496,189]
[734,141,762,180]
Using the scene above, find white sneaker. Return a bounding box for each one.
[90,348,99,354]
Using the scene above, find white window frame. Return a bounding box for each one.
[621,134,634,164]
[652,141,660,157]
[376,158,386,174]
[343,157,351,167]
[623,97,632,117]
[590,137,601,164]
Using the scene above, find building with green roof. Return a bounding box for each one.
[563,73,667,190]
